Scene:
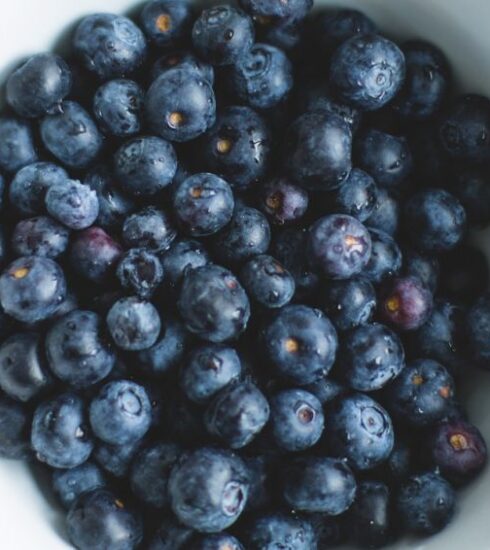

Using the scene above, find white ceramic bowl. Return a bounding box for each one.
[1,1,490,548]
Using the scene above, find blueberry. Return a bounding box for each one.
[46,310,115,389]
[212,206,271,265]
[84,164,136,230]
[148,518,195,550]
[329,34,405,111]
[259,16,304,52]
[0,116,38,172]
[12,216,70,259]
[173,173,234,236]
[73,14,147,80]
[332,168,378,222]
[180,344,242,403]
[239,254,295,309]
[205,381,270,448]
[94,438,144,478]
[244,513,317,550]
[430,419,487,485]
[229,44,293,109]
[93,79,144,137]
[240,0,312,19]
[122,207,177,252]
[197,105,271,191]
[40,101,103,169]
[169,447,249,532]
[70,227,122,284]
[192,6,254,66]
[145,68,216,142]
[284,111,352,191]
[301,377,346,406]
[403,189,466,253]
[325,393,394,470]
[241,455,273,512]
[45,179,99,230]
[52,462,106,509]
[31,392,93,469]
[282,456,356,514]
[259,177,309,225]
[160,238,211,288]
[384,358,455,426]
[439,94,490,163]
[116,248,164,298]
[450,166,490,227]
[396,472,455,535]
[466,292,490,369]
[140,0,194,48]
[393,40,450,119]
[0,256,66,323]
[262,304,338,384]
[189,533,244,550]
[67,489,143,550]
[130,441,181,508]
[106,296,161,351]
[0,394,31,459]
[114,136,177,198]
[338,323,405,391]
[402,248,439,294]
[364,228,402,284]
[151,50,214,84]
[269,388,324,451]
[365,187,399,236]
[308,214,372,279]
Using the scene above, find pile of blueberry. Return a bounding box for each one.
[0,1,490,548]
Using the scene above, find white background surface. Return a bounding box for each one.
[1,0,490,549]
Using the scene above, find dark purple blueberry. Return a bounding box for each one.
[364,228,402,284]
[365,187,400,236]
[259,177,309,225]
[402,248,439,294]
[332,168,378,222]
[140,0,195,48]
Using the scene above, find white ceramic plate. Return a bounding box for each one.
[1,1,490,548]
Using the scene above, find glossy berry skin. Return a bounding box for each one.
[45,180,99,230]
[230,44,293,109]
[116,248,164,298]
[190,533,244,550]
[31,393,93,469]
[9,161,68,217]
[192,6,254,66]
[466,293,490,369]
[114,136,177,198]
[178,264,250,343]
[106,297,161,351]
[325,393,394,470]
[205,381,270,448]
[396,472,455,535]
[338,323,405,392]
[239,254,295,309]
[269,388,324,451]
[439,94,490,163]
[365,229,402,284]
[148,518,194,550]
[89,380,151,445]
[0,394,31,459]
[173,173,234,236]
[402,248,439,294]
[145,68,216,142]
[348,480,392,549]
[262,305,338,384]
[244,513,316,550]
[93,79,143,137]
[379,276,433,331]
[140,0,194,48]
[333,168,378,222]
[12,216,70,259]
[355,129,413,190]
[212,206,271,265]
[70,227,122,284]
[329,34,406,111]
[308,214,372,279]
[197,106,271,191]
[123,207,176,252]
[67,489,143,550]
[73,14,147,80]
[259,177,308,225]
[161,238,211,288]
[151,50,214,84]
[241,0,312,19]
[7,53,71,118]
[180,344,242,403]
[52,462,106,509]
[365,187,399,236]
[130,441,181,508]
[46,310,115,389]
[284,111,352,191]
[0,116,38,173]
[393,40,450,119]
[169,447,249,532]
[384,359,455,426]
[0,256,66,323]
[430,419,487,485]
[40,101,103,170]
[0,332,52,402]
[282,456,356,514]
[403,189,466,253]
